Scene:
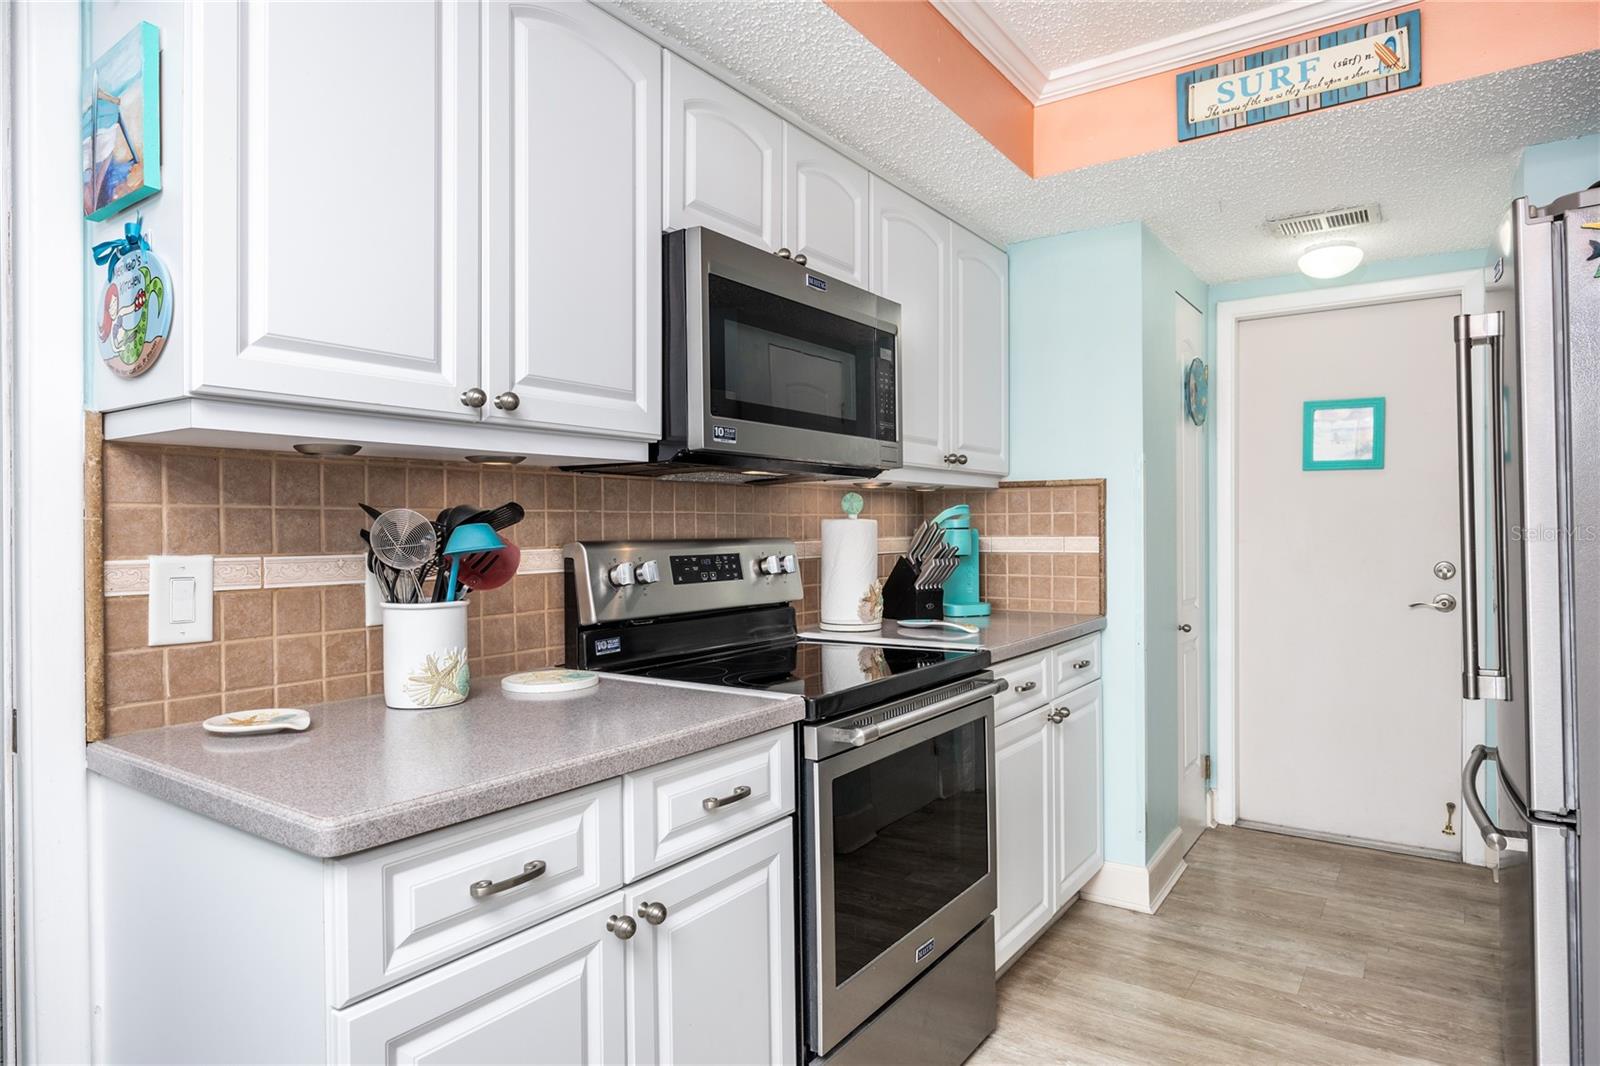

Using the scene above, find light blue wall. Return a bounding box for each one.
[1009,222,1149,866]
[1516,133,1599,207]
[1139,229,1207,860]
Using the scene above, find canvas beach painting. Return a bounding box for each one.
[82,22,162,221]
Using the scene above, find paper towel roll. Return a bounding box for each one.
[820,517,882,631]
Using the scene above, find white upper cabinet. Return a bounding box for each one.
[869,176,951,473]
[782,125,869,286]
[482,0,661,440]
[189,0,480,417]
[666,54,782,252]
[950,225,1009,476]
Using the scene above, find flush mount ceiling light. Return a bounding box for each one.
[1297,242,1365,279]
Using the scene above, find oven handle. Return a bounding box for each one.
[824,678,1008,749]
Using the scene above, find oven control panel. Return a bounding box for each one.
[565,539,803,626]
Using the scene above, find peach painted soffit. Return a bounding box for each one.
[829,0,1600,179]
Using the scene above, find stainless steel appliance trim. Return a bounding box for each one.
[679,227,902,469]
[1460,745,1525,850]
[1453,311,1505,700]
[563,539,803,627]
[806,691,997,1054]
[1529,823,1579,1061]
[818,678,1007,751]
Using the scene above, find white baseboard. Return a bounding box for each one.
[1080,827,1188,915]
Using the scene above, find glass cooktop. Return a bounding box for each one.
[625,640,988,721]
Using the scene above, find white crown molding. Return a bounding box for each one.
[930,0,1401,106]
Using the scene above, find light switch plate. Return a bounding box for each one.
[148,555,215,646]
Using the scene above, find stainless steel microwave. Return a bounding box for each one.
[580,227,902,484]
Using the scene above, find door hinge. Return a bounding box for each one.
[1201,753,1211,781]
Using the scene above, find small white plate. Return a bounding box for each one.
[202,708,311,736]
[501,670,600,696]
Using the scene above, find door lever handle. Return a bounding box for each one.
[1409,594,1458,612]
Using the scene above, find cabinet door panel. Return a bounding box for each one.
[482,1,661,438]
[782,125,868,287]
[994,710,1053,970]
[191,0,478,415]
[627,819,796,1066]
[666,54,781,252]
[869,177,949,471]
[950,226,1009,476]
[1053,681,1104,904]
[333,892,625,1065]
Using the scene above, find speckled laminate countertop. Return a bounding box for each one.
[799,610,1105,662]
[87,676,805,859]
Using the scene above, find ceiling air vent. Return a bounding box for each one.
[1265,204,1382,239]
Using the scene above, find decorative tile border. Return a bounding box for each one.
[104,536,1102,597]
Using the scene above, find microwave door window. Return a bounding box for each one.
[709,274,880,439]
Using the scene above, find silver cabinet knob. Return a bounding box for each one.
[956,454,969,465]
[943,453,958,464]
[776,248,792,259]
[1046,707,1070,723]
[606,914,637,940]
[493,391,521,411]
[1177,624,1192,633]
[1409,593,1458,612]
[793,253,807,265]
[460,388,487,408]
[637,901,668,926]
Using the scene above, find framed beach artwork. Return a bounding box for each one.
[83,22,162,221]
[1303,397,1385,471]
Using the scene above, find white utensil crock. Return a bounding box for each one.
[381,601,470,710]
[820,516,882,631]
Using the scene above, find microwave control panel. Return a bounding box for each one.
[875,344,897,442]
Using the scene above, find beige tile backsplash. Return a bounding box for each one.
[99,443,1105,736]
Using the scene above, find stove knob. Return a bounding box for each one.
[607,562,635,588]
[634,559,661,585]
[780,554,798,574]
[758,554,783,576]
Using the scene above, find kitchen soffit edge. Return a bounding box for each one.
[608,0,1600,284]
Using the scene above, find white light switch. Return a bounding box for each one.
[148,555,215,646]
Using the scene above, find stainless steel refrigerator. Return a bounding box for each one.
[1458,186,1599,1065]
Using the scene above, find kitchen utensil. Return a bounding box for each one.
[429,505,484,600]
[370,508,437,603]
[441,522,505,602]
[456,541,521,597]
[500,669,599,696]
[895,619,979,635]
[359,528,401,602]
[471,501,525,532]
[201,708,311,736]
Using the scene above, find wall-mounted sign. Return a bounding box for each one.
[1177,9,1420,142]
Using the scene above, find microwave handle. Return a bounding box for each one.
[824,678,1009,748]
[1453,312,1510,701]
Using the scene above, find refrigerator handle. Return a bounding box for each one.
[1461,744,1528,850]
[1452,312,1510,701]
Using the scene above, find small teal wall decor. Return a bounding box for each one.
[1303,397,1385,471]
[83,21,162,220]
[1184,357,1209,426]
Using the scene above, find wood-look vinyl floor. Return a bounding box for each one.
[973,826,1504,1065]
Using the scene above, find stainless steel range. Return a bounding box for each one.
[563,539,1003,1064]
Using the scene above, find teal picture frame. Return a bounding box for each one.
[1303,397,1385,471]
[83,22,162,221]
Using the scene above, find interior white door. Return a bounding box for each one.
[993,709,1052,970]
[782,124,869,287]
[869,177,949,472]
[1237,295,1464,854]
[625,819,796,1066]
[665,53,782,252]
[190,0,480,417]
[949,226,1009,476]
[481,0,661,439]
[1176,296,1207,855]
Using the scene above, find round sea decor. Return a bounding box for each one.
[501,669,600,697]
[1184,356,1210,426]
[95,228,173,379]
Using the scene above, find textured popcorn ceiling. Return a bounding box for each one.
[981,0,1274,72]
[610,0,1600,283]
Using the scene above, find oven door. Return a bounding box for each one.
[679,227,901,471]
[804,693,996,1055]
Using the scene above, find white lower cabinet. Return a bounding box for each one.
[334,891,628,1065]
[991,640,1104,972]
[625,819,797,1065]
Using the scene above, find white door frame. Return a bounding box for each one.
[1214,269,1488,868]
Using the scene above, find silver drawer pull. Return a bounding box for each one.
[1072,659,1091,669]
[469,859,546,900]
[1013,681,1037,693]
[637,901,669,925]
[1046,707,1072,723]
[702,785,752,811]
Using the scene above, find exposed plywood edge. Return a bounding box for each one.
[85,412,107,744]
